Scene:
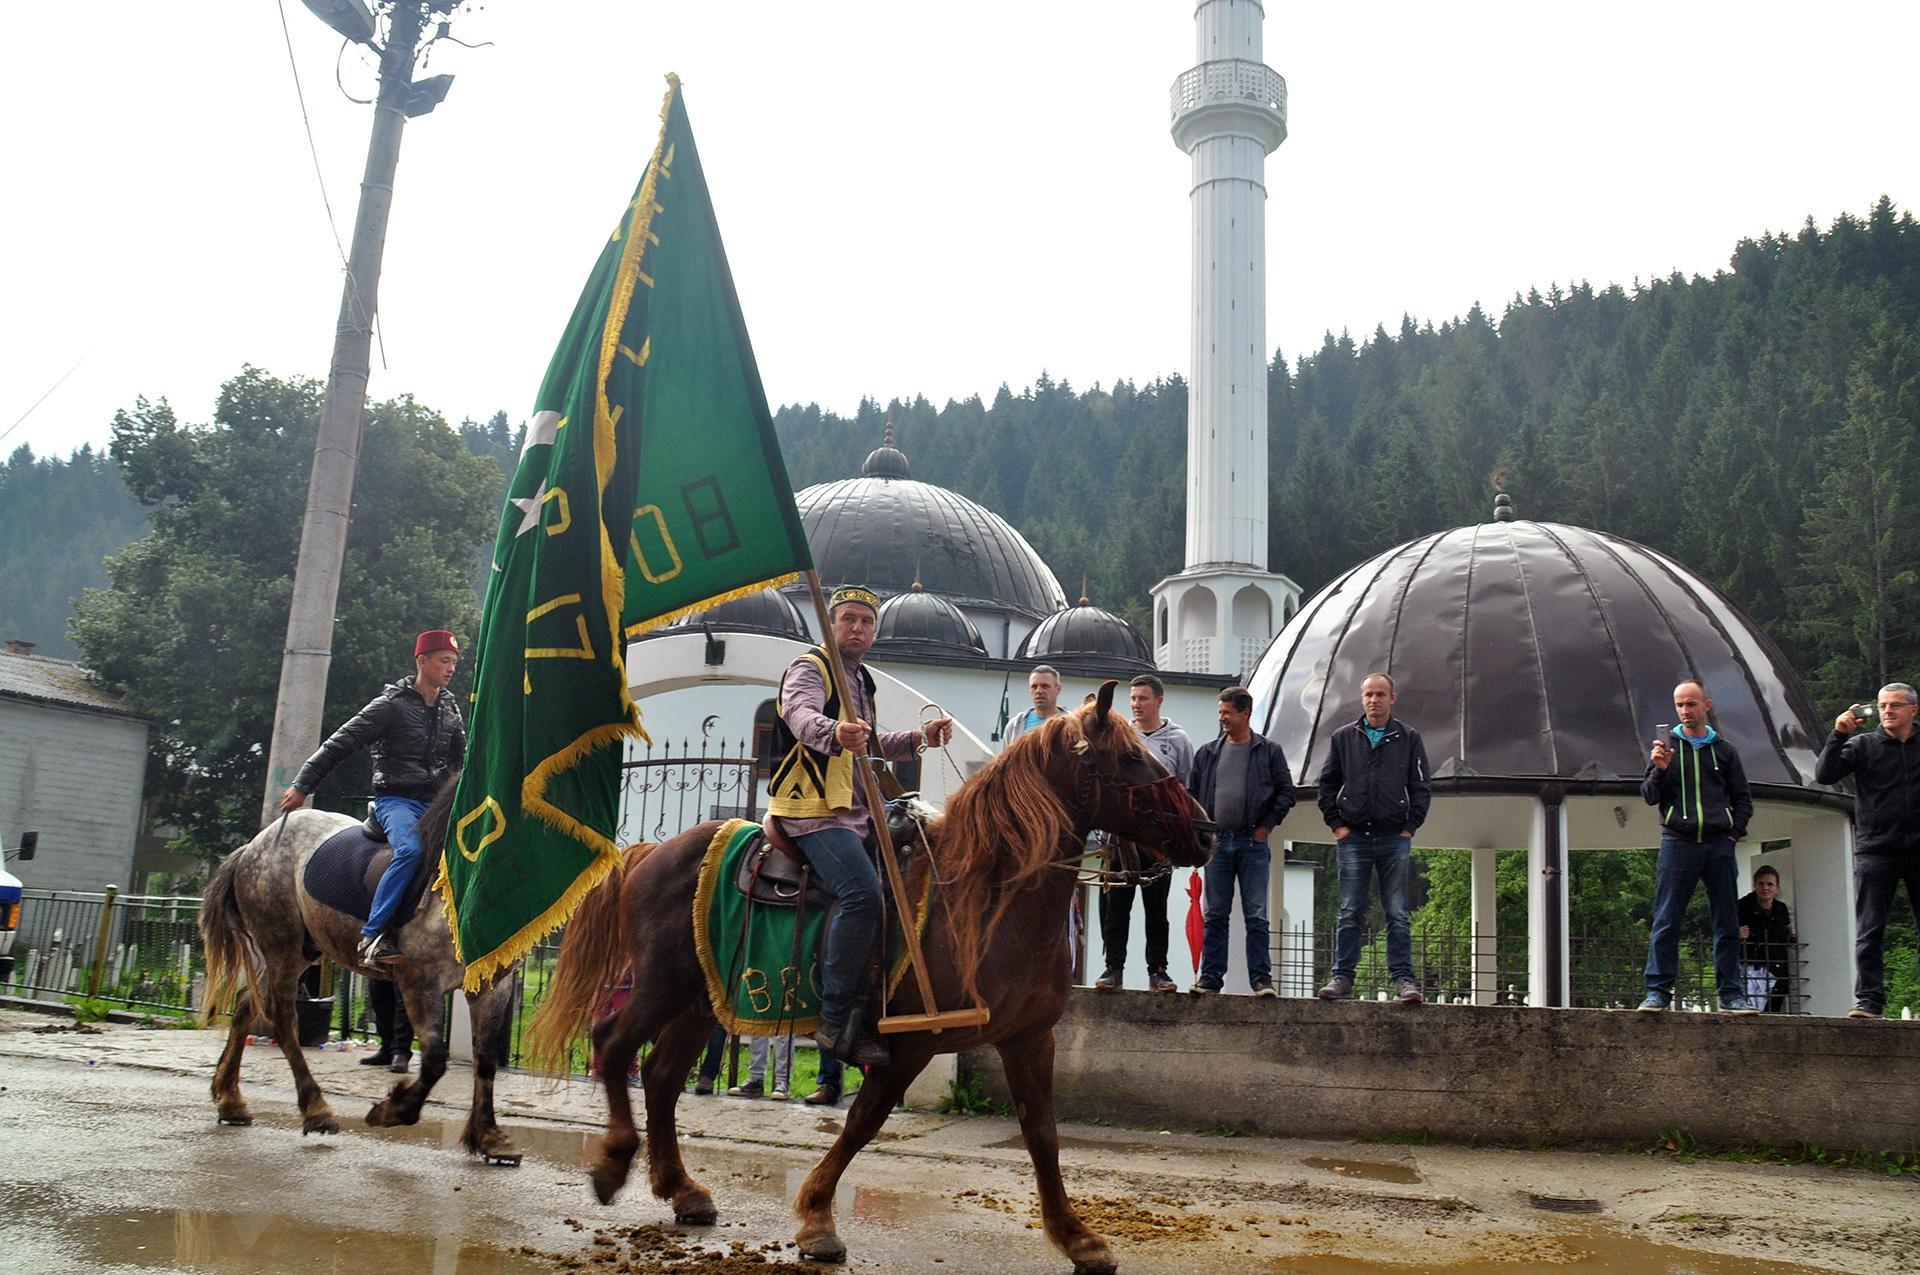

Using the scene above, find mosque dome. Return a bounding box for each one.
[666,587,810,640]
[791,424,1068,620]
[873,582,989,658]
[1246,497,1836,800]
[1018,590,1154,675]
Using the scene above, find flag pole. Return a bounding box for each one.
[801,571,988,1035]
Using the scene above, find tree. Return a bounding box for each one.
[71,367,503,865]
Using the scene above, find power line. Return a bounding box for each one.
[0,356,87,451]
[274,0,387,369]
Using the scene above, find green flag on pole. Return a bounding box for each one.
[439,77,813,990]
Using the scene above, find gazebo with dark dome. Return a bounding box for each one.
[1246,496,1853,1013]
[1018,590,1154,676]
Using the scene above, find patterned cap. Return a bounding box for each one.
[828,585,880,616]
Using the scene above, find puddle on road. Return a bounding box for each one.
[368,1114,596,1166]
[3,1203,553,1274]
[1299,1155,1423,1185]
[1260,1222,1823,1274]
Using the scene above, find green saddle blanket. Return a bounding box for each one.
[692,818,933,1037]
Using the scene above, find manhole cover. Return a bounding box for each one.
[1527,1193,1603,1213]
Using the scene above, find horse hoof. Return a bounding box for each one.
[589,1160,629,1206]
[216,1109,253,1127]
[477,1132,522,1166]
[796,1230,846,1264]
[484,1152,523,1167]
[1068,1236,1117,1275]
[365,1102,392,1127]
[302,1113,340,1136]
[672,1191,717,1226]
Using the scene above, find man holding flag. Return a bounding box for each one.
[439,77,817,990]
[766,585,953,1068]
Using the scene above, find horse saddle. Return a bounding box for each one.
[733,799,933,910]
[302,821,433,926]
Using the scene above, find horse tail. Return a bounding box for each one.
[197,846,255,1028]
[522,842,653,1073]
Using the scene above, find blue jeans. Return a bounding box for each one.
[1333,834,1413,981]
[1853,852,1920,1012]
[1644,834,1742,1001]
[1199,831,1271,983]
[364,795,429,938]
[794,827,881,1029]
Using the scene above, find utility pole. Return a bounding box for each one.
[261,1,455,824]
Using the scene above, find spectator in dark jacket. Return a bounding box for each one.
[1636,679,1754,1014]
[1186,687,1294,996]
[1315,673,1431,1004]
[1737,864,1796,1013]
[280,630,466,966]
[1814,682,1920,1018]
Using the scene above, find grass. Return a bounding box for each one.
[1643,1127,1920,1177]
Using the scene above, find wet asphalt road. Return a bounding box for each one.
[2,1022,1902,1275]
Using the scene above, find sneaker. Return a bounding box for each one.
[1147,967,1178,994]
[1190,974,1223,995]
[356,933,405,966]
[1636,992,1670,1013]
[1847,1005,1879,1020]
[727,1082,765,1098]
[693,1077,716,1095]
[1316,975,1355,1001]
[1250,977,1278,999]
[770,1087,789,1101]
[1094,969,1120,991]
[1394,978,1423,1005]
[1719,998,1760,1015]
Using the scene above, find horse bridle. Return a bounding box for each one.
[1067,734,1214,889]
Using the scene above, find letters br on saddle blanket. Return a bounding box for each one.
[766,584,953,1068]
[693,817,934,1043]
[282,629,465,967]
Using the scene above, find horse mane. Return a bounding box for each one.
[934,706,1125,1006]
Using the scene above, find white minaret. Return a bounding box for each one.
[1150,0,1300,679]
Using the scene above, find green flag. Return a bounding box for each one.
[992,670,1011,743]
[440,77,812,989]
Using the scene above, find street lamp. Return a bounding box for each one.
[300,0,376,45]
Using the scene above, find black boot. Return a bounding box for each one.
[388,1050,412,1074]
[360,1045,396,1067]
[815,1003,890,1070]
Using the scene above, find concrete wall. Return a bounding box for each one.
[963,992,1920,1153]
[0,699,148,904]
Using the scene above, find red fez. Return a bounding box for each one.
[415,630,459,658]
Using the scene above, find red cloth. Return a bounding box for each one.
[1184,870,1204,967]
[414,629,459,658]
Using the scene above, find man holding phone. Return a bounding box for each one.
[1638,680,1754,1013]
[1814,683,1920,1019]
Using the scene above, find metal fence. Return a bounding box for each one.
[1269,923,1807,1012]
[617,738,759,847]
[6,888,206,1015]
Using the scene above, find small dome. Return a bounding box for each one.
[861,444,911,480]
[1247,511,1833,799]
[873,587,988,657]
[1019,602,1153,674]
[666,588,810,640]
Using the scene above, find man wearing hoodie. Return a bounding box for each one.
[1637,679,1755,1013]
[1094,674,1194,993]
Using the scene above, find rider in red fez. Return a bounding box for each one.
[280,629,466,966]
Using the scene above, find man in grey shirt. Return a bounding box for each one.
[1186,687,1295,995]
[1094,675,1193,993]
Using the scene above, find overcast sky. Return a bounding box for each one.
[3,2,1914,461]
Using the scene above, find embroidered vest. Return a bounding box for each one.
[766,648,879,819]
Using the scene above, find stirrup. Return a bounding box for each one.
[357,933,405,966]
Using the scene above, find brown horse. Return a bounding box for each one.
[526,680,1213,1273]
[197,780,522,1161]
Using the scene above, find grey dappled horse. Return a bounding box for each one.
[197,781,521,1161]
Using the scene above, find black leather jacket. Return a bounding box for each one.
[293,676,465,800]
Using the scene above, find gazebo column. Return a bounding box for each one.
[1527,797,1570,1007]
[1792,817,1857,1016]
[1470,846,1499,1005]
